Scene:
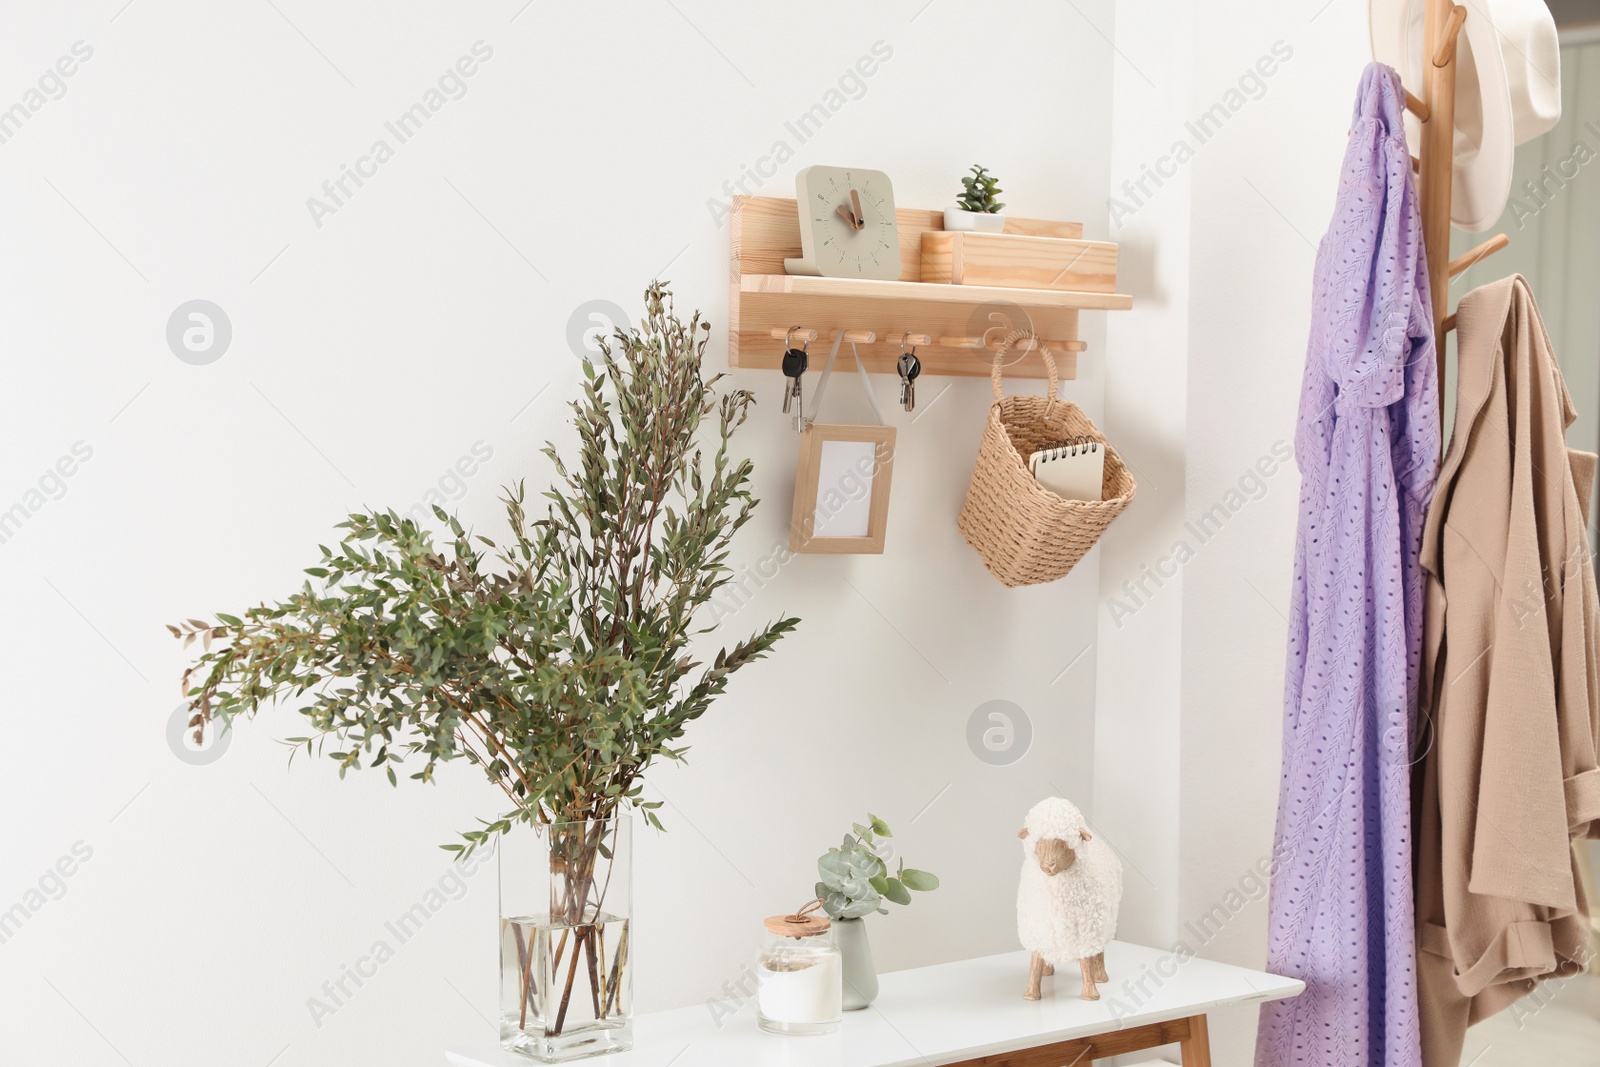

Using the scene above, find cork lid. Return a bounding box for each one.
[764,898,831,938]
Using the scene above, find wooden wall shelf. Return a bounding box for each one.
[739,274,1133,311]
[729,196,1131,380]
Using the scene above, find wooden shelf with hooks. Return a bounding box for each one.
[739,274,1133,310]
[729,195,1131,379]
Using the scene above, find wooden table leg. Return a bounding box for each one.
[1179,1013,1211,1067]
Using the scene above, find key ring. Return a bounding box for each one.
[897,333,922,412]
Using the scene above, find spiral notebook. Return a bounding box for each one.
[1029,438,1105,501]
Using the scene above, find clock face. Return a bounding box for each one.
[785,166,901,280]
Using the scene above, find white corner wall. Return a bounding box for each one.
[1100,2,1372,1064]
[1180,5,1371,1061]
[1094,0,1196,958]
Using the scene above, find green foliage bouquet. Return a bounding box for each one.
[172,283,798,852]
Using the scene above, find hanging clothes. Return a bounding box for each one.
[1256,63,1437,1067]
[1413,274,1600,1067]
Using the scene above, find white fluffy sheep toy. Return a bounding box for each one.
[1016,796,1122,1000]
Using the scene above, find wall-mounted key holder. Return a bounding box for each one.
[731,195,1131,380]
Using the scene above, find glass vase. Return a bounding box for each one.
[499,816,632,1062]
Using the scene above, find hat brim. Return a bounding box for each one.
[1369,0,1514,232]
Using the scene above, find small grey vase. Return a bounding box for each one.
[834,917,879,1010]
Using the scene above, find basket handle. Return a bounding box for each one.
[989,329,1058,404]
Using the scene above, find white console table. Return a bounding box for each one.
[446,940,1303,1067]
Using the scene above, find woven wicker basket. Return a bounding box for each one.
[958,335,1136,587]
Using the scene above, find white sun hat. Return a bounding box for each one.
[1370,0,1562,232]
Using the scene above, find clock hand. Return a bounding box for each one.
[836,203,858,229]
[849,189,864,229]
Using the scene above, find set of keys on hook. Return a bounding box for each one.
[780,329,922,416]
[896,336,921,411]
[780,331,808,416]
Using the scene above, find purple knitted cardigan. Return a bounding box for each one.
[1255,64,1438,1067]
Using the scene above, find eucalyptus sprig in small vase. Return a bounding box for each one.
[815,815,939,1009]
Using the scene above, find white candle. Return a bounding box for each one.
[758,952,841,1026]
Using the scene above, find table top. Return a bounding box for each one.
[445,941,1303,1067]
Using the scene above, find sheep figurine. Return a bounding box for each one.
[1016,796,1122,1000]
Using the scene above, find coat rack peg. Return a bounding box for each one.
[769,327,818,343]
[938,335,1087,353]
[1442,312,1458,334]
[899,333,932,347]
[1433,5,1467,67]
[1447,233,1509,278]
[1405,89,1430,122]
[833,329,878,343]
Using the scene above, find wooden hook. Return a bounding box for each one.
[1442,312,1457,334]
[938,335,1087,353]
[770,328,920,345]
[1405,89,1430,122]
[1432,5,1467,68]
[1447,233,1509,278]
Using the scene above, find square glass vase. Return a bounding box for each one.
[499,817,632,1062]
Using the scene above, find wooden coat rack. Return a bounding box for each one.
[1406,1,1600,977]
[1410,0,1510,407]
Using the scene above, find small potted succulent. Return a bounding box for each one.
[815,815,939,1009]
[944,164,1006,233]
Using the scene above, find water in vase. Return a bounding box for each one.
[500,912,632,1061]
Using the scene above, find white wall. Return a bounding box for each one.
[1093,1,1378,1063]
[1151,4,1376,1064]
[1094,0,1196,965]
[0,3,1117,1066]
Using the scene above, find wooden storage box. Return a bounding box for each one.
[920,231,1118,293]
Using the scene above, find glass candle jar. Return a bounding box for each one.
[756,901,841,1036]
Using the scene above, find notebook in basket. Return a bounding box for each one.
[1029,438,1104,501]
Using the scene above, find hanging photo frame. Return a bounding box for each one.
[788,331,897,554]
[790,422,896,554]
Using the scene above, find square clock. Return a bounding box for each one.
[784,165,901,280]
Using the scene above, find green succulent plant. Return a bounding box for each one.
[957,164,1005,214]
[815,814,939,920]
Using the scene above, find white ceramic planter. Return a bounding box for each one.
[943,208,1006,233]
[833,917,879,1010]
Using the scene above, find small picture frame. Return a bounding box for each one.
[790,423,897,554]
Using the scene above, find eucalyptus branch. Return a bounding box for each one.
[173,282,798,849]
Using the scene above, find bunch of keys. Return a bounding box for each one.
[897,334,922,412]
[781,327,809,416]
